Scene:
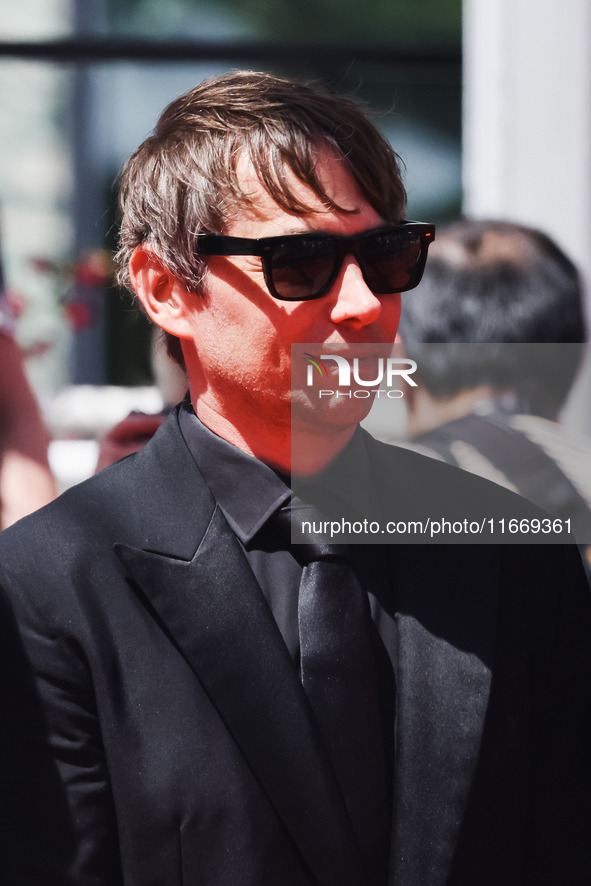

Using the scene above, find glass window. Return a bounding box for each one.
[0,0,461,388]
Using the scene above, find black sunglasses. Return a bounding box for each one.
[196,221,435,302]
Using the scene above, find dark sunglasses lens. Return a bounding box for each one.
[269,238,338,300]
[362,230,424,293]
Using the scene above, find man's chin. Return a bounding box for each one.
[291,387,374,430]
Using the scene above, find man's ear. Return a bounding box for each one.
[128,245,196,339]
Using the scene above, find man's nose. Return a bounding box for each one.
[329,256,382,327]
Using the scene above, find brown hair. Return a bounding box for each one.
[116,70,407,365]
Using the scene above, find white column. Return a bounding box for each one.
[463,0,591,288]
[463,0,591,430]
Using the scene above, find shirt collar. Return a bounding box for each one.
[179,401,379,540]
[292,425,380,522]
[179,402,291,545]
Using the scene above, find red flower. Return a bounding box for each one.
[73,251,113,287]
[5,288,26,318]
[64,302,93,329]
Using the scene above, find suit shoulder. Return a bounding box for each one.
[368,435,552,519]
[0,406,208,574]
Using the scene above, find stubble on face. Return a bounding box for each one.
[183,147,401,469]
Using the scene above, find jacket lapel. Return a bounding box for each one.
[387,545,497,886]
[113,418,368,886]
[353,433,498,884]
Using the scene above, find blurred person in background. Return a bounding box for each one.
[398,219,591,554]
[0,245,56,528]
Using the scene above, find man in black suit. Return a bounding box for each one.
[1,71,590,886]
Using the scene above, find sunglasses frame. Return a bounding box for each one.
[196,220,435,301]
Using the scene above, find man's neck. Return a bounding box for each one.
[192,398,357,477]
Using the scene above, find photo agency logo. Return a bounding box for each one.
[302,352,417,399]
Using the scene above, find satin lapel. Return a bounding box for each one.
[356,433,498,884]
[388,546,498,886]
[115,505,368,886]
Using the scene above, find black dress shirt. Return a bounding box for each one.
[178,403,398,783]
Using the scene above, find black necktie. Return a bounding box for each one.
[273,499,390,885]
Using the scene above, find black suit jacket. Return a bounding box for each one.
[0,406,590,886]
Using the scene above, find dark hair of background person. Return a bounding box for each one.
[399,219,588,417]
[116,70,407,368]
